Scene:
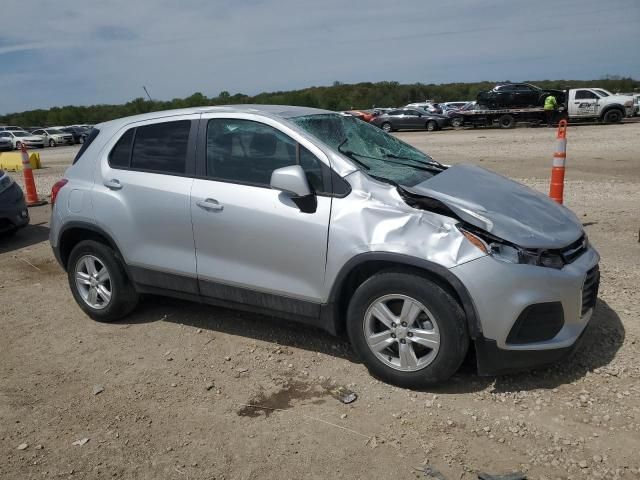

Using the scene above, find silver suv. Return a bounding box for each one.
[49,105,600,387]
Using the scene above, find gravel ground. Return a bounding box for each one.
[1,123,639,479]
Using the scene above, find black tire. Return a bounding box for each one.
[346,271,469,388]
[79,136,85,144]
[426,120,437,132]
[48,139,56,147]
[602,109,623,124]
[67,240,139,322]
[381,122,392,132]
[15,141,22,150]
[498,114,516,129]
[451,117,463,128]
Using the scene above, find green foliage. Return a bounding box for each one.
[2,78,638,126]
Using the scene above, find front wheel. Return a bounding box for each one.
[347,271,469,388]
[602,109,623,124]
[67,240,139,322]
[15,141,22,150]
[426,120,437,132]
[49,139,56,147]
[451,117,463,128]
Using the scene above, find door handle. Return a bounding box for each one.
[104,179,122,190]
[196,198,224,212]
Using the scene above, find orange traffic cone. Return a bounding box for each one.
[20,144,47,207]
[549,119,568,204]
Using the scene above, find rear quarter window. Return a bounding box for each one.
[73,128,100,164]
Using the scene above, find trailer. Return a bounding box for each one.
[451,106,553,129]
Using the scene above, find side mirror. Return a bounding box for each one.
[270,165,311,198]
[270,165,316,213]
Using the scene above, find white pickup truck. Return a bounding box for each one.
[567,88,635,123]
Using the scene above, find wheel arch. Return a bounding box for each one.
[56,221,125,272]
[322,252,482,339]
[600,104,625,120]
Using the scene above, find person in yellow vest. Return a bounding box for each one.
[544,94,558,127]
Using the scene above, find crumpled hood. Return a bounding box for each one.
[403,164,583,249]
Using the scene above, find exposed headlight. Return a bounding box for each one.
[0,172,15,194]
[458,225,566,269]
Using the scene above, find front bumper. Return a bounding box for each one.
[450,246,600,374]
[0,184,29,232]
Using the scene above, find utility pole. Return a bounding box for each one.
[142,86,152,102]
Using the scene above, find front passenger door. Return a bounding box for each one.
[190,116,332,314]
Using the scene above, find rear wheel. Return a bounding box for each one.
[426,121,437,132]
[381,122,392,132]
[602,109,623,124]
[347,271,469,388]
[498,114,516,129]
[67,240,139,322]
[451,117,463,128]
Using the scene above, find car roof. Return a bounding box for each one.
[96,104,334,130]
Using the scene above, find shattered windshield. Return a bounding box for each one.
[291,113,444,187]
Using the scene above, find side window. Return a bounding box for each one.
[206,119,328,193]
[575,90,598,100]
[109,128,134,168]
[131,121,190,174]
[206,119,296,187]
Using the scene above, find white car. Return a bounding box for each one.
[0,130,45,149]
[31,128,75,147]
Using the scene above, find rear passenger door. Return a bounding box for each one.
[91,116,200,294]
[190,114,332,314]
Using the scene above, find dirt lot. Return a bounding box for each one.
[1,124,639,480]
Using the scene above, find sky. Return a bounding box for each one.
[1,0,639,114]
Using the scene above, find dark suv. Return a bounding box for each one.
[61,127,88,144]
[477,83,565,109]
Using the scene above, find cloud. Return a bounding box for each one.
[0,0,638,114]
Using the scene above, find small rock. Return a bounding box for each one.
[224,356,231,361]
[593,455,602,463]
[196,329,202,334]
[236,367,248,373]
[17,443,28,450]
[92,385,105,396]
[340,414,347,419]
[35,444,43,450]
[72,438,89,446]
[170,383,177,388]
[205,382,214,391]
[579,460,588,469]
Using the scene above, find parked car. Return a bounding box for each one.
[49,105,599,388]
[344,110,377,122]
[0,136,14,151]
[405,102,442,114]
[371,108,449,132]
[0,169,29,236]
[0,126,25,132]
[448,102,479,127]
[0,130,45,149]
[61,126,88,144]
[31,128,75,147]
[477,83,565,109]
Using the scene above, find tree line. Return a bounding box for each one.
[2,77,638,127]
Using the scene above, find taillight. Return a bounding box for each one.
[51,179,68,206]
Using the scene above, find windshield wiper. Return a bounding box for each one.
[384,153,444,168]
[337,138,370,170]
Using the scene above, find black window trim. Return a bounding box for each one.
[106,119,198,177]
[195,116,348,198]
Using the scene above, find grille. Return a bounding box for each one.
[560,234,588,264]
[581,265,600,316]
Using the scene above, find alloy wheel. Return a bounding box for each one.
[74,255,112,310]
[363,294,440,372]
